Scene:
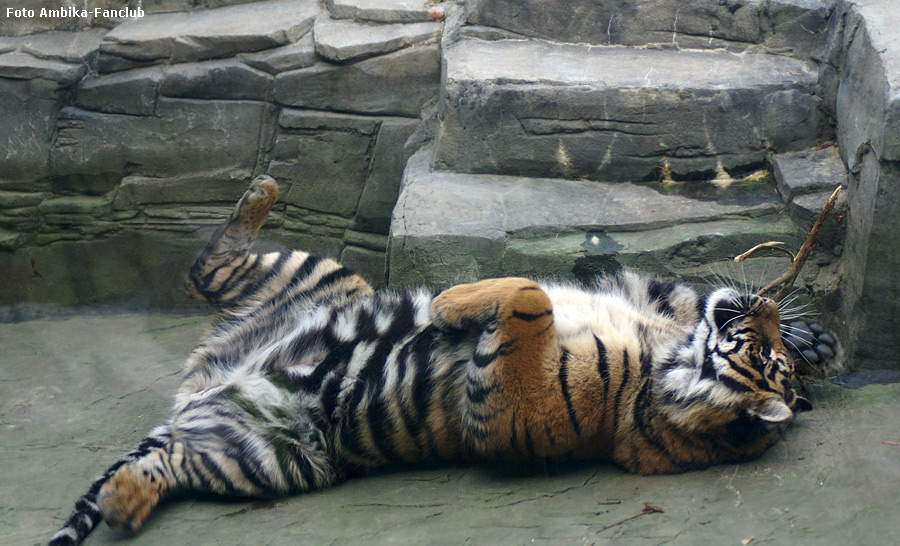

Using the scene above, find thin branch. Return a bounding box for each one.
[755,186,843,301]
[733,241,795,264]
[596,502,664,533]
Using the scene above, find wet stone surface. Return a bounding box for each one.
[2,313,899,545]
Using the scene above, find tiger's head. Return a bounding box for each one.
[661,287,812,437]
[706,287,812,420]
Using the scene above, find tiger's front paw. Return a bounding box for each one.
[97,463,168,531]
[783,319,843,376]
[231,175,279,236]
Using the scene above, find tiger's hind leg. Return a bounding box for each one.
[91,390,336,534]
[185,175,279,307]
[431,278,576,458]
[49,427,172,545]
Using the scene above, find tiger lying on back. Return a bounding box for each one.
[51,175,818,545]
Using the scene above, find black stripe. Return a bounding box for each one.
[719,374,753,393]
[696,293,709,320]
[234,251,293,303]
[198,451,240,496]
[612,349,631,433]
[320,375,343,420]
[409,330,438,460]
[728,358,759,382]
[648,280,676,317]
[308,267,354,298]
[230,437,276,493]
[557,350,581,436]
[632,378,680,469]
[639,348,652,377]
[366,386,401,463]
[228,253,322,327]
[511,309,552,322]
[594,335,610,388]
[199,253,249,295]
[466,380,498,404]
[700,354,717,379]
[545,425,557,447]
[392,338,424,450]
[523,417,535,457]
[183,450,215,493]
[473,340,514,369]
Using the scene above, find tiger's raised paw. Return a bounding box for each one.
[432,277,551,331]
[230,175,279,237]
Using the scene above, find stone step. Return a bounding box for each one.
[389,146,804,288]
[98,0,318,72]
[434,38,824,184]
[772,145,847,254]
[465,0,833,59]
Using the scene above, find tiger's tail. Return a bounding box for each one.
[49,426,171,546]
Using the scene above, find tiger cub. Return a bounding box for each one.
[51,175,813,545]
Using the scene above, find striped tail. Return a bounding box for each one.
[49,426,171,546]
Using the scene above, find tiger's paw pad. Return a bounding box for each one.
[232,175,279,234]
[783,319,843,375]
[97,465,165,531]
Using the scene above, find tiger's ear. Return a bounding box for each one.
[747,397,793,424]
[793,396,813,413]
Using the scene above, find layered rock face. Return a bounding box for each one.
[0,0,441,309]
[388,0,897,369]
[0,0,898,368]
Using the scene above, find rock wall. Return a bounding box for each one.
[0,0,441,312]
[819,0,900,368]
[1,0,898,369]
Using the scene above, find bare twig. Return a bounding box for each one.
[733,241,795,264]
[770,186,842,300]
[596,502,664,533]
[739,186,842,301]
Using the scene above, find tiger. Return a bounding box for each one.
[51,175,820,545]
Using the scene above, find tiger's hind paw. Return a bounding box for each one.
[432,277,550,331]
[97,463,169,531]
[231,175,279,237]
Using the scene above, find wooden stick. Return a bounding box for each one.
[596,502,664,533]
[733,241,795,264]
[755,186,843,301]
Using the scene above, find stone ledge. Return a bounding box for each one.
[0,51,85,83]
[389,146,794,287]
[773,146,847,200]
[160,59,273,101]
[325,0,433,23]
[98,0,318,70]
[465,0,833,59]
[75,67,162,116]
[314,16,442,63]
[435,38,821,182]
[238,34,317,75]
[275,43,440,116]
[0,29,107,63]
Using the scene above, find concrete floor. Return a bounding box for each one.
[2,313,899,546]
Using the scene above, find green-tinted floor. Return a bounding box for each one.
[2,314,899,545]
